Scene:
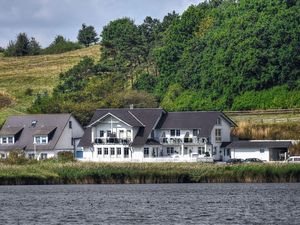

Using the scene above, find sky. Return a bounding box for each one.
[0,0,202,48]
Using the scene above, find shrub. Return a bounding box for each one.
[42,35,82,55]
[57,151,75,162]
[6,149,29,165]
[0,92,12,108]
[24,88,33,96]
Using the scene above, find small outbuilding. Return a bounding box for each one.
[226,140,292,161]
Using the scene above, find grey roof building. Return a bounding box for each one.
[0,114,84,159]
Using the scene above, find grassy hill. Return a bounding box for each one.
[0,45,100,124]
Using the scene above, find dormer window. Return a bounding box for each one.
[1,136,14,144]
[69,121,72,129]
[34,136,48,144]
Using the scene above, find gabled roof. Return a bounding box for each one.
[79,108,164,147]
[87,109,145,127]
[0,114,72,151]
[156,111,235,137]
[227,141,292,149]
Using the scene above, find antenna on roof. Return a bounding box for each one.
[130,104,134,109]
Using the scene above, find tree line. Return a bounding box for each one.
[29,0,300,125]
[1,24,98,57]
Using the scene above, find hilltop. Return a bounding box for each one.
[0,45,100,124]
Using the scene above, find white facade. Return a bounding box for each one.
[78,111,234,162]
[231,148,270,161]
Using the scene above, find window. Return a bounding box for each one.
[227,149,230,156]
[198,147,205,155]
[144,147,149,157]
[28,153,35,159]
[217,117,221,125]
[99,130,104,137]
[40,153,47,160]
[8,137,13,143]
[215,129,221,142]
[126,130,131,139]
[170,130,175,136]
[35,136,47,144]
[117,148,121,155]
[2,137,7,144]
[119,130,124,138]
[107,130,112,137]
[260,148,265,153]
[151,130,155,138]
[167,147,174,155]
[110,148,115,155]
[97,148,102,155]
[193,129,200,136]
[69,121,72,129]
[104,148,108,155]
[124,147,129,157]
[0,153,6,159]
[176,130,180,136]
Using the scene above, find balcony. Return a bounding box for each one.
[94,137,130,145]
[159,137,207,145]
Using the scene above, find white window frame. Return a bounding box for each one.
[1,136,14,144]
[215,129,222,143]
[34,136,48,145]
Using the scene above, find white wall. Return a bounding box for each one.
[55,116,84,150]
[230,148,269,161]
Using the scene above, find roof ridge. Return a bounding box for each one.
[128,111,145,126]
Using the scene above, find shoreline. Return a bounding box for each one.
[0,162,299,185]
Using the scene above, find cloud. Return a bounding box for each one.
[0,0,202,47]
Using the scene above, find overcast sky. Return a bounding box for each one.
[0,0,202,48]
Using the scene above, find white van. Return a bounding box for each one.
[286,156,300,163]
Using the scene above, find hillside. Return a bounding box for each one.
[0,45,100,124]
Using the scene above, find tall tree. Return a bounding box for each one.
[77,24,99,47]
[28,37,41,55]
[14,33,30,56]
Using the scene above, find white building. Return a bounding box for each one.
[0,114,84,160]
[226,140,292,161]
[77,108,236,162]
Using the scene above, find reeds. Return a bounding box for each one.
[0,161,299,185]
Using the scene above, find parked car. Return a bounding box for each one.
[286,156,300,163]
[226,158,243,164]
[244,158,263,163]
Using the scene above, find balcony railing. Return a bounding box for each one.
[159,137,207,145]
[94,137,131,145]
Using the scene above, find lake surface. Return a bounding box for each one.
[0,183,299,225]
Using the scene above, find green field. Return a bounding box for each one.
[0,45,100,124]
[0,161,299,185]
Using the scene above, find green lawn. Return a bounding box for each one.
[0,45,100,124]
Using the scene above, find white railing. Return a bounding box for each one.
[159,137,206,145]
[94,137,131,145]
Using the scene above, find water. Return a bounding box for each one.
[0,183,299,225]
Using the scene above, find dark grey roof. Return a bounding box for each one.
[220,142,231,148]
[0,114,72,151]
[145,138,161,145]
[88,109,145,127]
[78,127,92,147]
[227,141,292,149]
[0,127,23,135]
[156,111,235,137]
[33,127,57,135]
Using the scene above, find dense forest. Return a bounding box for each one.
[29,0,300,125]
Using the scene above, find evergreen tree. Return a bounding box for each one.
[77,24,99,47]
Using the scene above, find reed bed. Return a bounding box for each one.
[0,161,299,185]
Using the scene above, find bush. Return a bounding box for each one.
[42,35,82,55]
[57,151,75,162]
[0,92,12,109]
[6,149,31,165]
[24,88,34,96]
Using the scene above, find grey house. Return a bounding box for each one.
[0,114,84,159]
